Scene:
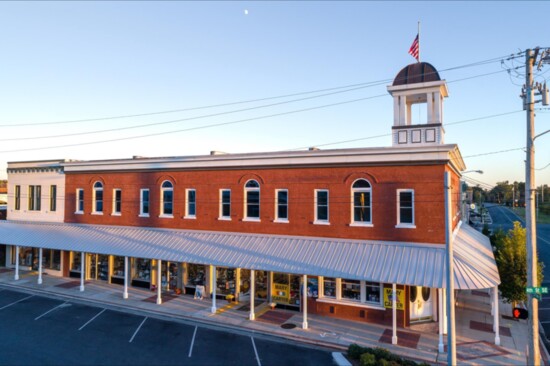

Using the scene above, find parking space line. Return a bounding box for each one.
[129,317,147,343]
[188,326,197,357]
[251,336,261,366]
[541,321,550,324]
[78,308,106,331]
[35,301,68,320]
[0,295,34,311]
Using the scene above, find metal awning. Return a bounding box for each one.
[0,220,499,289]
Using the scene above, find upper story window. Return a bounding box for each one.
[50,185,57,212]
[140,189,150,217]
[92,182,103,214]
[314,189,329,224]
[244,180,260,221]
[15,185,21,211]
[219,189,231,220]
[160,180,173,217]
[185,189,196,219]
[275,189,288,222]
[28,185,41,211]
[112,189,122,215]
[76,189,84,214]
[351,179,372,225]
[396,189,415,228]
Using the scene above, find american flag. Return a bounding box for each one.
[408,34,419,61]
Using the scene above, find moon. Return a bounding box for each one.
[244,9,249,15]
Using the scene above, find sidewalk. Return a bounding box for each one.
[0,269,547,365]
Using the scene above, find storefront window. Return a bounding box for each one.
[187,263,205,286]
[365,281,381,304]
[112,256,125,278]
[133,258,151,282]
[216,267,236,295]
[272,273,301,306]
[341,279,361,301]
[307,277,318,298]
[255,271,268,299]
[239,269,251,295]
[16,247,34,267]
[89,254,109,281]
[323,277,336,298]
[168,262,178,289]
[41,249,61,270]
[71,252,82,272]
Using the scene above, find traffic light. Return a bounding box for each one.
[513,307,528,320]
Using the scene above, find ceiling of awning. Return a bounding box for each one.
[0,220,499,289]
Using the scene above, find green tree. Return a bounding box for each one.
[494,222,544,305]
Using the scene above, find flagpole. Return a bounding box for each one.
[417,21,421,63]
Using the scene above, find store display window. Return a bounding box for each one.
[272,273,301,306]
[89,254,109,281]
[341,279,361,301]
[307,277,318,298]
[133,258,151,282]
[323,277,336,298]
[71,252,82,273]
[216,267,236,295]
[112,256,125,278]
[187,264,205,286]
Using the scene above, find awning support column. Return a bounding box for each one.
[302,274,308,329]
[80,252,85,292]
[123,256,129,299]
[250,270,255,320]
[211,266,217,313]
[38,248,43,285]
[14,246,19,281]
[157,260,162,305]
[392,283,397,345]
[493,285,501,345]
[438,288,444,353]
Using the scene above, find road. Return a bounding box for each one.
[0,288,334,366]
[486,204,550,341]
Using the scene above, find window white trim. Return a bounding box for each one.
[314,189,329,224]
[244,180,260,220]
[396,189,416,228]
[319,277,383,308]
[92,181,103,214]
[112,188,122,216]
[75,188,84,214]
[139,189,150,217]
[351,179,372,225]
[274,189,289,223]
[184,189,196,219]
[219,189,231,220]
[160,180,174,217]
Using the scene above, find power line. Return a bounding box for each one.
[462,147,524,159]
[537,162,550,170]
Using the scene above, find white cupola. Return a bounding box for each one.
[387,62,449,146]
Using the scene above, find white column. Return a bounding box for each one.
[14,246,20,280]
[250,270,255,320]
[443,289,448,334]
[493,286,501,345]
[302,275,308,329]
[434,91,442,124]
[211,266,217,313]
[38,248,43,284]
[393,95,400,126]
[427,92,434,124]
[123,256,129,299]
[392,283,397,345]
[80,252,85,292]
[438,288,444,353]
[157,260,162,305]
[399,96,408,125]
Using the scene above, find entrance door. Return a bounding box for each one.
[409,286,433,322]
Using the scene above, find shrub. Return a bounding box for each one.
[371,347,394,361]
[347,344,364,360]
[360,353,377,366]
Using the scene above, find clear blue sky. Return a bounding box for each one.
[0,1,548,189]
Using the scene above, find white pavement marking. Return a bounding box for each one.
[0,295,33,311]
[35,301,68,320]
[78,308,106,331]
[539,307,550,310]
[188,326,198,358]
[251,336,261,366]
[129,316,147,343]
[540,321,550,324]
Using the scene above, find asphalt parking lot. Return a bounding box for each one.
[0,288,334,366]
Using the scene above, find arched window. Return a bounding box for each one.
[244,180,260,220]
[351,179,371,224]
[93,181,103,213]
[161,181,174,217]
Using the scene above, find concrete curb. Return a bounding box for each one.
[332,352,352,366]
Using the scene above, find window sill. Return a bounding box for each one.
[138,214,150,218]
[349,222,373,227]
[273,219,289,224]
[184,215,196,220]
[74,211,83,215]
[159,214,174,219]
[316,297,384,311]
[395,223,416,229]
[242,217,261,222]
[218,217,232,221]
[313,220,330,225]
[111,213,121,217]
[91,212,103,216]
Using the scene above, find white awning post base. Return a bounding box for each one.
[14,246,20,281]
[80,251,85,292]
[493,285,500,346]
[302,274,308,330]
[211,265,217,314]
[438,288,444,353]
[123,256,129,299]
[38,248,43,285]
[157,260,162,305]
[249,270,255,320]
[392,283,397,345]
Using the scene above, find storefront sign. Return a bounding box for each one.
[272,283,290,304]
[383,287,404,310]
